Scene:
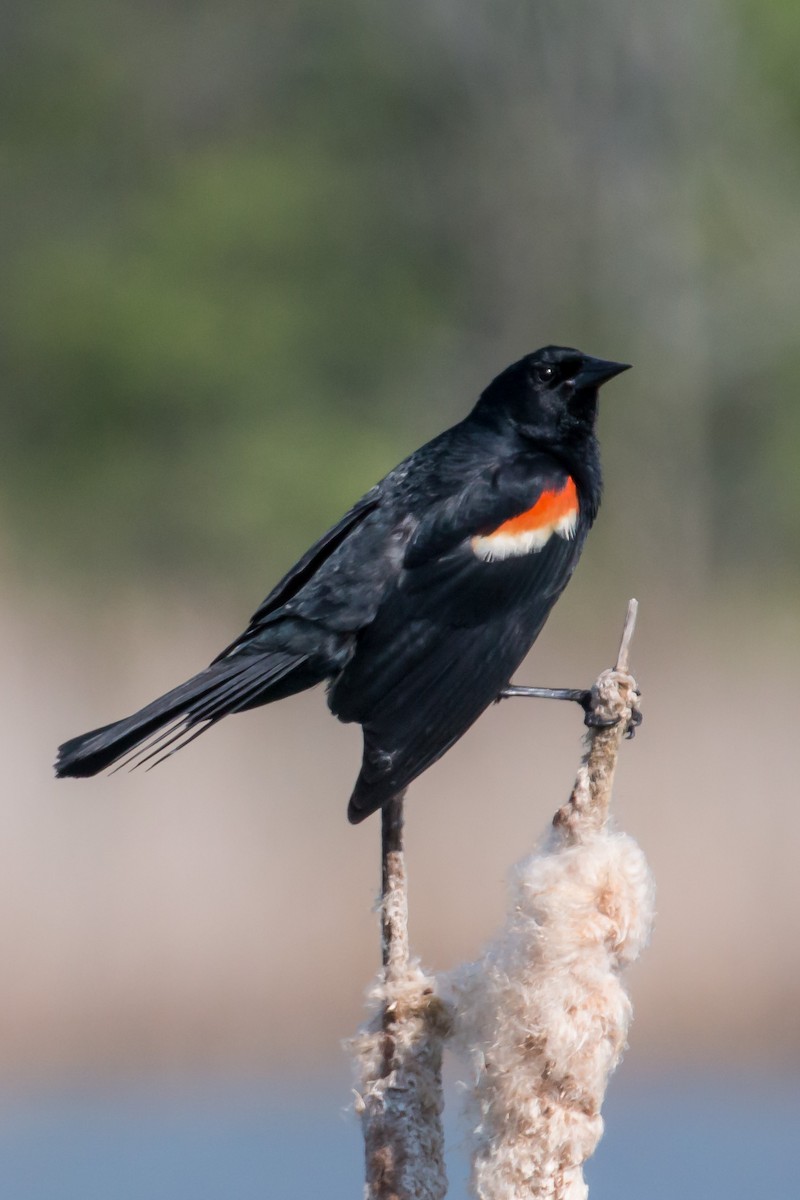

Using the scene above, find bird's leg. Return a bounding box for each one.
[499,684,592,707]
[498,683,642,735]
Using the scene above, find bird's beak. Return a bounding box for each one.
[574,357,631,389]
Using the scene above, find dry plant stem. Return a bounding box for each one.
[354,792,449,1200]
[554,597,639,842]
[381,794,408,974]
[353,599,648,1200]
[615,597,638,674]
[446,597,653,1200]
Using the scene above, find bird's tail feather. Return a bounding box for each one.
[55,651,308,779]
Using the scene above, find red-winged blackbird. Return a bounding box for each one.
[55,346,629,822]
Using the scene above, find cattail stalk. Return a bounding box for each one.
[352,794,450,1200]
[446,600,654,1199]
[352,601,653,1200]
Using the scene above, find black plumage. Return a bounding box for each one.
[55,346,629,821]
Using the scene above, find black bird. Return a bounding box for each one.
[55,346,629,822]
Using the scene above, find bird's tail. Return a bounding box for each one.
[55,650,310,779]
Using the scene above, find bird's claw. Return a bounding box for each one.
[624,705,643,739]
[582,694,643,737]
[576,690,618,728]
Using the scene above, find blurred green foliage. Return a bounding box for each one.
[2,0,799,593]
[736,0,800,127]
[2,1,464,584]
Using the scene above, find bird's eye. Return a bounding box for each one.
[536,364,556,385]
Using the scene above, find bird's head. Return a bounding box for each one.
[474,345,630,446]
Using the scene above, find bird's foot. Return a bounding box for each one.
[623,704,643,739]
[499,679,642,737]
[582,672,643,738]
[581,701,619,729]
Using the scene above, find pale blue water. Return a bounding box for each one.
[0,1072,796,1199]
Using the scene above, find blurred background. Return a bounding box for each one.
[3,0,799,1195]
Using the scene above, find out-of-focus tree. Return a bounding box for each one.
[2,0,799,595]
[1,1,465,584]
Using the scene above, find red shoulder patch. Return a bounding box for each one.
[493,477,578,537]
[472,477,579,561]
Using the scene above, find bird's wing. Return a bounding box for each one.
[211,486,381,661]
[331,456,587,820]
[404,454,576,572]
[335,456,582,712]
